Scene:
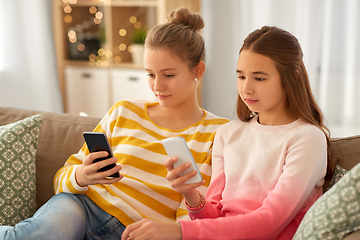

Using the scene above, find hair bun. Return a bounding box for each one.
[167,8,204,32]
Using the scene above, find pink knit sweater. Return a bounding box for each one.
[180,116,327,240]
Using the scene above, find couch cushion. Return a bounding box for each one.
[0,114,42,225]
[293,162,360,239]
[0,107,100,208]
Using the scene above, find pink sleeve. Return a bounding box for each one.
[180,126,327,240]
[187,125,228,219]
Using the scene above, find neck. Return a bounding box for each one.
[257,113,297,126]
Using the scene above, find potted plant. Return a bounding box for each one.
[130,28,147,65]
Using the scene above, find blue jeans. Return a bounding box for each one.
[0,193,126,240]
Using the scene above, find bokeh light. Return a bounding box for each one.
[89,6,97,14]
[77,44,85,51]
[119,29,127,36]
[63,5,72,14]
[129,16,137,24]
[119,43,127,51]
[64,15,73,23]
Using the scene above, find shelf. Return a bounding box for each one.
[53,0,201,113]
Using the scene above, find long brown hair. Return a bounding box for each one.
[145,7,205,69]
[237,26,334,180]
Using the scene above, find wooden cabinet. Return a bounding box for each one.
[111,68,156,104]
[52,0,201,117]
[64,66,110,118]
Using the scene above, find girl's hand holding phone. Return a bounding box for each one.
[75,152,123,187]
[164,157,204,205]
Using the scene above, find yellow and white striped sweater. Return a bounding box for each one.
[54,100,229,226]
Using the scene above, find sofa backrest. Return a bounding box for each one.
[1,107,360,209]
[331,135,360,170]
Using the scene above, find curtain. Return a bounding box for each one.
[0,0,63,113]
[201,0,360,138]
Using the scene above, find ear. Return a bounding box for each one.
[194,61,205,79]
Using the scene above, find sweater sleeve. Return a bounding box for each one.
[53,105,115,195]
[180,125,327,240]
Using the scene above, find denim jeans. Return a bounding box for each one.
[0,193,126,240]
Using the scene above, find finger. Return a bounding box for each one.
[121,221,143,240]
[95,174,124,185]
[93,156,118,171]
[84,151,109,165]
[164,157,177,171]
[171,161,192,179]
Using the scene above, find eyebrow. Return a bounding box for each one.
[145,68,177,72]
[236,70,269,76]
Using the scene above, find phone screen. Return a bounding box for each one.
[83,132,120,178]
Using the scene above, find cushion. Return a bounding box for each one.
[293,161,360,240]
[326,165,348,191]
[0,115,42,226]
[0,107,100,208]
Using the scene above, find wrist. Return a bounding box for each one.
[184,190,206,213]
[75,166,88,187]
[183,189,201,206]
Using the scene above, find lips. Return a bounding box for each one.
[245,98,258,104]
[157,94,171,100]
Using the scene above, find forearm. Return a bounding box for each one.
[54,165,88,194]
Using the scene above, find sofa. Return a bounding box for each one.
[0,106,359,239]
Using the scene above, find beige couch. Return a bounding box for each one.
[0,106,359,239]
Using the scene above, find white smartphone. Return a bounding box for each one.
[162,136,203,184]
[83,132,120,178]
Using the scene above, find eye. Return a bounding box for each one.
[237,75,246,80]
[147,73,155,78]
[165,74,174,78]
[255,77,265,81]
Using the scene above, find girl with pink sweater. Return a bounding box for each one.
[122,26,333,240]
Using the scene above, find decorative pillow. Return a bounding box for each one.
[0,115,42,226]
[326,165,348,191]
[293,161,360,240]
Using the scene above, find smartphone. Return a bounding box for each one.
[162,136,203,184]
[83,132,120,178]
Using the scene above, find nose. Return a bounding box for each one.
[152,77,165,92]
[239,79,253,94]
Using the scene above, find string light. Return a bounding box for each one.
[63,5,72,14]
[134,22,142,28]
[77,44,85,51]
[69,37,77,43]
[119,29,127,36]
[89,54,96,62]
[94,18,101,24]
[95,12,103,19]
[129,16,137,24]
[98,48,106,56]
[68,30,76,38]
[119,43,127,51]
[64,15,73,23]
[114,56,122,63]
[105,50,113,58]
[89,6,97,14]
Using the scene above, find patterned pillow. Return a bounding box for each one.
[0,115,42,226]
[293,162,360,240]
[326,165,348,191]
